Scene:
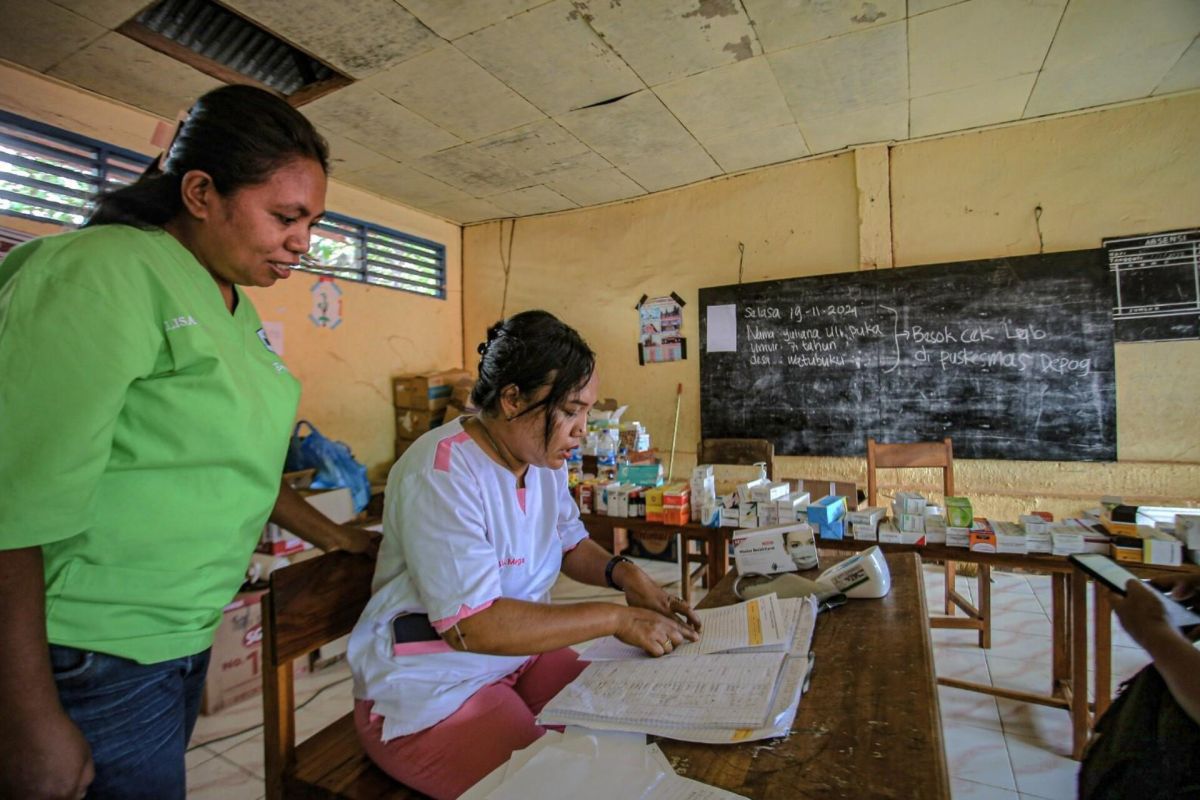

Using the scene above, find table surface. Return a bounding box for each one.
[660,551,950,800]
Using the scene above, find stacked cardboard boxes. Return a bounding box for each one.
[393,369,471,460]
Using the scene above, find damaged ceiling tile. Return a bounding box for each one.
[365,43,545,141]
[581,0,760,86]
[456,0,644,115]
[798,100,907,153]
[475,119,609,179]
[302,84,461,161]
[415,143,537,195]
[0,1,106,72]
[223,0,438,78]
[545,166,647,206]
[743,0,905,53]
[399,0,548,41]
[655,56,793,144]
[486,184,578,216]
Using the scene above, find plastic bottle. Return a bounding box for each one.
[567,448,583,488]
[597,432,617,481]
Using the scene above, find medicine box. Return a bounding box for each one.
[846,506,884,528]
[945,496,974,528]
[1021,514,1052,535]
[878,521,902,544]
[924,515,947,544]
[738,502,759,528]
[894,492,927,516]
[807,495,847,525]
[897,513,926,533]
[738,478,769,505]
[852,521,879,541]
[732,527,793,575]
[946,527,970,548]
[1175,514,1200,550]
[751,481,791,504]
[969,530,997,553]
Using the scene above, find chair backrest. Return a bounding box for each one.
[262,551,376,800]
[865,437,954,506]
[697,438,775,481]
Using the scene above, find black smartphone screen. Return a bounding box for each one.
[391,613,441,645]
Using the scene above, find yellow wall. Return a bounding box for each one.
[0,61,462,480]
[463,92,1200,519]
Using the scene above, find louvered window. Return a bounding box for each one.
[304,212,446,299]
[0,110,150,227]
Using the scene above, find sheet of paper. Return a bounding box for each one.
[485,733,669,800]
[646,777,750,800]
[706,304,738,352]
[583,594,787,661]
[539,652,785,729]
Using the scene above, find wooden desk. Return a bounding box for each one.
[660,552,951,799]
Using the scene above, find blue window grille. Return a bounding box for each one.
[304,212,446,299]
[0,110,446,299]
[0,109,151,227]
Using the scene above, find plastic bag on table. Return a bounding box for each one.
[284,420,370,513]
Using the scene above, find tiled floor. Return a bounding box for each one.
[185,563,1150,798]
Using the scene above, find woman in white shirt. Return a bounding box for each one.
[348,310,701,799]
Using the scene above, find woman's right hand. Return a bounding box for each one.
[0,708,94,800]
[614,607,702,657]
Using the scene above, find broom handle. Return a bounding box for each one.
[668,383,682,482]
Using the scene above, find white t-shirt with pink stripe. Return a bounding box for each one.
[347,417,590,740]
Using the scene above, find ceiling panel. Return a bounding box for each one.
[475,119,609,179]
[415,143,536,195]
[399,0,549,40]
[224,0,438,78]
[799,100,908,154]
[48,31,222,118]
[425,195,511,224]
[486,184,576,216]
[911,73,1037,137]
[41,0,147,29]
[365,43,545,141]
[545,166,646,206]
[909,0,1065,97]
[302,83,461,161]
[1156,37,1200,95]
[582,0,760,86]
[556,90,720,191]
[340,160,473,209]
[743,0,905,53]
[704,124,810,173]
[317,130,396,177]
[656,56,793,143]
[456,0,644,115]
[770,21,909,121]
[0,0,105,72]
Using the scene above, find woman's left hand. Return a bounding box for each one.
[621,567,702,632]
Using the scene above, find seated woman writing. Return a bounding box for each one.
[348,310,701,799]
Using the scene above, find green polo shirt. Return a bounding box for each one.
[0,225,301,664]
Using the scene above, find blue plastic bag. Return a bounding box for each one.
[284,420,370,513]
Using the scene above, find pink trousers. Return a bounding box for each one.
[354,647,586,800]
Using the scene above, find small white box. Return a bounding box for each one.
[897,513,926,533]
[738,479,769,505]
[924,515,947,544]
[851,521,879,541]
[692,464,714,481]
[758,506,781,526]
[1021,514,1052,535]
[751,481,791,503]
[847,506,885,527]
[923,505,942,517]
[894,492,927,516]
[1176,514,1200,550]
[732,525,805,575]
[738,502,759,528]
[720,507,739,527]
[878,521,902,544]
[946,527,970,548]
[776,492,811,516]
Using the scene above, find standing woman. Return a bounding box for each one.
[348,310,701,800]
[0,85,373,800]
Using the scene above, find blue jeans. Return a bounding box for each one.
[50,644,212,800]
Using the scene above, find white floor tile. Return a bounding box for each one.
[220,733,265,780]
[186,754,263,800]
[985,654,1053,695]
[935,646,992,683]
[991,610,1051,638]
[951,777,1021,799]
[185,745,218,771]
[940,685,1003,732]
[1005,733,1080,799]
[996,700,1073,757]
[943,720,1017,791]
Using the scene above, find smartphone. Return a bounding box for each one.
[391,613,441,645]
[1069,553,1200,629]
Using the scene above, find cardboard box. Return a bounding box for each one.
[894,492,927,516]
[395,407,446,439]
[878,521,902,544]
[393,370,471,410]
[732,528,793,575]
[969,530,997,553]
[924,515,947,544]
[750,481,790,504]
[946,527,970,548]
[897,513,926,533]
[851,521,879,541]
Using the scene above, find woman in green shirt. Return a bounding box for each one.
[0,85,374,800]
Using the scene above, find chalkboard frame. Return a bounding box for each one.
[699,250,1116,462]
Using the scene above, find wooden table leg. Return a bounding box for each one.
[1051,573,1069,694]
[676,533,693,606]
[977,564,991,649]
[1070,570,1089,760]
[1094,584,1113,723]
[945,560,957,616]
[705,530,726,589]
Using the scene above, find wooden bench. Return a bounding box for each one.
[262,550,425,799]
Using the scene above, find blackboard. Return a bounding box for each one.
[699,250,1116,461]
[1105,228,1200,342]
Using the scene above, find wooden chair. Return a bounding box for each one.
[866,437,991,648]
[262,551,424,800]
[697,438,775,481]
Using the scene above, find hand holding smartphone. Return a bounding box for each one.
[1069,553,1200,629]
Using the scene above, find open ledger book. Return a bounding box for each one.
[538,594,818,743]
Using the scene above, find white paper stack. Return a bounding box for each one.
[460,728,749,800]
[541,596,818,743]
